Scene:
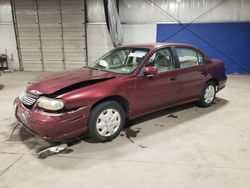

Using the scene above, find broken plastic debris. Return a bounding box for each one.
[37,143,68,159]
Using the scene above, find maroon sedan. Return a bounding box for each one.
[14,43,227,142]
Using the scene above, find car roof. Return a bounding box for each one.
[121,43,195,50]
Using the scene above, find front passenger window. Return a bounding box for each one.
[146,48,174,73]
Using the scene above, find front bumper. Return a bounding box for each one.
[14,98,90,141]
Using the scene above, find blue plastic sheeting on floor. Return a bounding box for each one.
[156,22,250,74]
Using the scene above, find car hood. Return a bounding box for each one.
[26,68,116,95]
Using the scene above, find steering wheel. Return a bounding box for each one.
[98,60,109,69]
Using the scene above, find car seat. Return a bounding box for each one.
[155,52,171,72]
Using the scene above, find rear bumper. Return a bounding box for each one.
[14,98,90,141]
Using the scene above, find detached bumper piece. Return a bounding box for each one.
[37,143,69,159]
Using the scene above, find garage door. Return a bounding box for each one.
[12,0,87,71]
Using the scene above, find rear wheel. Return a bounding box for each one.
[198,81,216,107]
[88,101,125,142]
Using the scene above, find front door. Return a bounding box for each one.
[135,47,180,115]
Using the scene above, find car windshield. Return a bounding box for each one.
[89,48,150,74]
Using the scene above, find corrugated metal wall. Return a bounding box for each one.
[12,0,87,71]
[119,0,250,23]
[88,0,250,25]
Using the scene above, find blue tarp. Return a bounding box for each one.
[156,22,250,74]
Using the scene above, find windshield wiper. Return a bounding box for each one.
[88,67,101,71]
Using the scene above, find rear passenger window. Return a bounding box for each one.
[176,48,198,68]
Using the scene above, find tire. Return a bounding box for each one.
[88,101,125,142]
[198,81,216,107]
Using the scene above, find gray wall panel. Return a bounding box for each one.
[0,0,19,69]
[13,0,87,71]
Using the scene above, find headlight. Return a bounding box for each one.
[37,97,64,111]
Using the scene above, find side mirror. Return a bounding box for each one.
[143,66,157,77]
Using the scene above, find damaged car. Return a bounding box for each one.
[14,43,227,142]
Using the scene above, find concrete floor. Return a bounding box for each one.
[0,71,249,188]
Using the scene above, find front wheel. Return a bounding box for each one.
[88,101,125,142]
[198,81,216,107]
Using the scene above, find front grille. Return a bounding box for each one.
[19,92,38,106]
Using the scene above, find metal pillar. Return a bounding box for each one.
[35,0,45,71]
[82,0,88,66]
[59,0,66,70]
[11,0,23,71]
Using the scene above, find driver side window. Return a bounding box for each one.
[146,48,174,73]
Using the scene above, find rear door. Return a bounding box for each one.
[135,47,180,115]
[174,47,208,101]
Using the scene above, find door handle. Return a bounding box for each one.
[201,72,208,76]
[170,77,176,81]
